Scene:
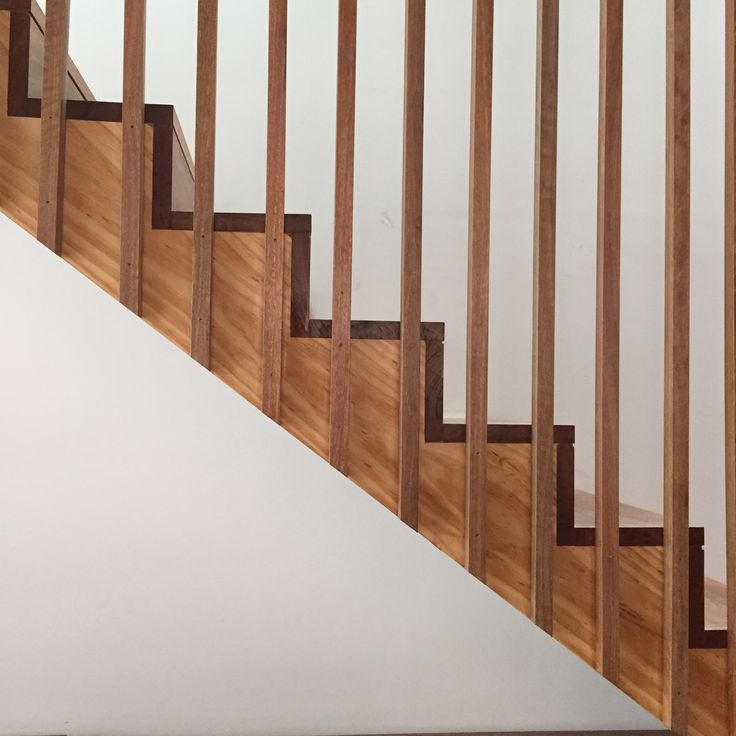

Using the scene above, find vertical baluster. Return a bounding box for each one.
[465,0,493,580]
[37,0,70,254]
[726,0,736,730]
[398,0,426,529]
[663,1,690,732]
[329,0,357,474]
[262,0,288,421]
[120,0,147,314]
[595,0,623,683]
[531,0,559,634]
[191,0,218,367]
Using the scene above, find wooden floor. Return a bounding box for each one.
[0,7,727,735]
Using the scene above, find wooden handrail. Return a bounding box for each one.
[398,0,426,530]
[594,0,623,685]
[465,0,493,580]
[530,0,559,635]
[120,0,146,314]
[663,1,690,733]
[329,0,357,475]
[37,0,69,254]
[262,0,288,421]
[191,0,218,367]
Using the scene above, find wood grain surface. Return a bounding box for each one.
[0,5,728,735]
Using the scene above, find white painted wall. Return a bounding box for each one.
[0,216,662,734]
[36,0,728,582]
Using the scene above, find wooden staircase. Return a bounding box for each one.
[0,1,730,735]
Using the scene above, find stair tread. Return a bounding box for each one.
[575,489,726,631]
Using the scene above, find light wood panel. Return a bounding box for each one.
[595,0,623,685]
[398,0,426,530]
[191,0,218,366]
[120,0,146,314]
[726,0,736,730]
[262,0,288,421]
[36,0,69,253]
[663,1,690,733]
[530,0,559,635]
[329,0,357,474]
[465,0,493,580]
[0,6,730,735]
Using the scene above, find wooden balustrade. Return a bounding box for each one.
[465,0,493,580]
[530,0,559,635]
[595,0,623,684]
[726,0,736,732]
[398,0,426,530]
[120,0,147,314]
[37,0,70,254]
[663,1,690,733]
[191,0,218,367]
[262,0,288,421]
[30,2,724,730]
[329,0,357,474]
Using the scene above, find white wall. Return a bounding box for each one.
[0,216,663,734]
[37,0,728,582]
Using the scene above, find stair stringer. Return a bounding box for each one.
[0,2,727,734]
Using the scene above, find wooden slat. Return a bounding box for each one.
[262,0,288,421]
[663,1,690,733]
[594,0,623,684]
[120,0,147,314]
[530,0,559,635]
[190,0,218,367]
[726,0,736,730]
[36,0,70,254]
[329,0,357,474]
[398,0,426,529]
[465,0,493,580]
